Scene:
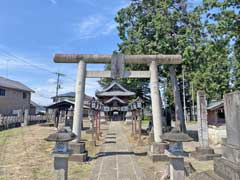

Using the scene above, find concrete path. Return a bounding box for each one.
[91,121,146,180]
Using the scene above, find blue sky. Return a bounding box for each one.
[0,0,130,105]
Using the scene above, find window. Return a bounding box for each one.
[23,92,27,99]
[0,89,5,96]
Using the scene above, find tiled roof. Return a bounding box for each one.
[96,81,135,97]
[46,99,89,109]
[105,96,127,104]
[0,76,34,92]
[207,100,224,111]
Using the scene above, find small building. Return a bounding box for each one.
[47,92,92,117]
[51,91,92,105]
[96,81,135,120]
[0,76,34,115]
[207,100,225,125]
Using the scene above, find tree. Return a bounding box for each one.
[201,0,239,90]
[100,0,235,128]
[113,0,198,131]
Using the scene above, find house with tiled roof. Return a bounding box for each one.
[0,76,34,115]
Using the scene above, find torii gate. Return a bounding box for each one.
[54,54,181,143]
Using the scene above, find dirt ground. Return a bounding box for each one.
[122,121,222,180]
[0,119,108,180]
[0,120,221,180]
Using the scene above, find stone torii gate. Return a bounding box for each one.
[54,54,181,143]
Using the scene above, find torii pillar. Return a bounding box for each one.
[54,54,181,148]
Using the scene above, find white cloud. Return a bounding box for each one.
[73,15,117,40]
[0,59,47,70]
[32,77,101,106]
[47,78,57,84]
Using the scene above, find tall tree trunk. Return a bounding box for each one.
[169,65,187,132]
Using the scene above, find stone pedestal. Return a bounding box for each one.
[53,153,69,180]
[69,142,88,162]
[214,142,240,180]
[170,156,185,180]
[191,147,220,161]
[148,142,169,162]
[125,119,132,125]
[148,130,154,143]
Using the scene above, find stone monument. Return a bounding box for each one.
[214,91,240,180]
[191,91,220,160]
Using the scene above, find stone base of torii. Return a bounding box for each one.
[54,53,182,162]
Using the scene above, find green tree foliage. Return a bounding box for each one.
[100,0,238,120]
[201,0,239,90]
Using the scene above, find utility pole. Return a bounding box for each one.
[55,72,65,100]
[182,69,187,122]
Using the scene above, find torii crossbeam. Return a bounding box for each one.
[54,54,181,143]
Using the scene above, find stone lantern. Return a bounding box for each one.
[45,128,76,180]
[161,128,193,180]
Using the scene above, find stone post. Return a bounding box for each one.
[125,111,132,125]
[131,111,134,136]
[73,60,86,142]
[214,91,240,180]
[66,106,73,129]
[23,109,29,126]
[88,110,96,146]
[17,110,23,126]
[137,110,143,145]
[150,60,163,143]
[53,153,69,180]
[191,91,219,160]
[148,60,168,162]
[197,91,208,148]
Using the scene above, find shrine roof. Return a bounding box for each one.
[96,81,135,97]
[207,100,224,111]
[105,96,128,105]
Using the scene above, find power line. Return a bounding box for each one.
[0,48,76,82]
[0,49,55,74]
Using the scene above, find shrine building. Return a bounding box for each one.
[95,81,135,121]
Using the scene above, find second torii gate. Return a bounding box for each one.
[54,54,181,143]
